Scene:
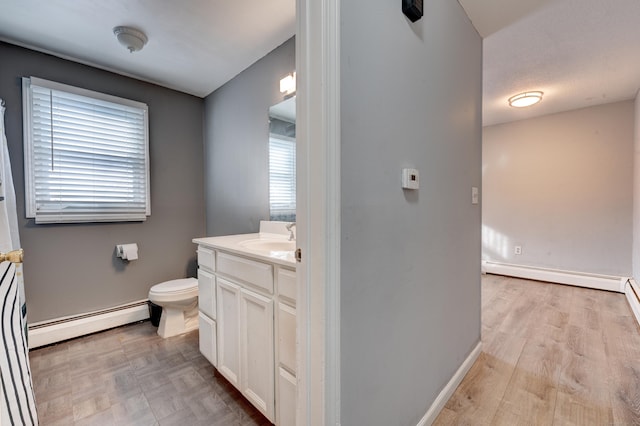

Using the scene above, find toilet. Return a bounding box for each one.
[148,278,198,338]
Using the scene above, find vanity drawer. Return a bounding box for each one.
[197,246,215,272]
[198,268,216,319]
[217,252,273,294]
[278,302,296,374]
[199,312,217,367]
[277,267,296,304]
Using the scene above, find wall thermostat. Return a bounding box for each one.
[403,0,423,22]
[402,168,419,190]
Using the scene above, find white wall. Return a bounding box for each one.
[633,92,640,280]
[339,0,482,424]
[483,101,634,277]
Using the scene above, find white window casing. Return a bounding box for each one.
[22,77,150,224]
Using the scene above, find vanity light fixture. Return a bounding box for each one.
[113,26,148,53]
[280,72,296,96]
[508,91,543,108]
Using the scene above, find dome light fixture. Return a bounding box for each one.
[113,26,148,53]
[508,91,543,108]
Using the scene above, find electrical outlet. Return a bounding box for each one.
[514,246,522,255]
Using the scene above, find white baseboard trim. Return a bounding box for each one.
[27,300,150,349]
[625,279,640,326]
[417,341,482,426]
[482,261,627,293]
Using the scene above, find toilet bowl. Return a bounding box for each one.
[148,278,198,338]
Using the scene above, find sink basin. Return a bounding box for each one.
[239,239,295,253]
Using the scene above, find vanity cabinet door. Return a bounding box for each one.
[240,287,275,422]
[198,268,215,319]
[278,367,297,426]
[216,278,241,388]
[278,302,296,374]
[198,312,217,367]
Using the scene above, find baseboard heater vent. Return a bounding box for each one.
[27,300,150,349]
[481,261,627,293]
[625,279,640,327]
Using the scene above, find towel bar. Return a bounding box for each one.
[0,249,23,264]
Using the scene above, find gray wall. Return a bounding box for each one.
[204,37,295,237]
[0,42,205,322]
[483,101,634,276]
[339,0,482,424]
[633,93,640,280]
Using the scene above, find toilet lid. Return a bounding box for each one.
[152,278,197,293]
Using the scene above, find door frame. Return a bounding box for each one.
[295,0,341,424]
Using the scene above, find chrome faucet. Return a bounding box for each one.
[286,222,296,241]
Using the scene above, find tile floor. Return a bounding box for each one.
[29,321,271,426]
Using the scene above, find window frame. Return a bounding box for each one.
[22,77,150,224]
[268,132,296,222]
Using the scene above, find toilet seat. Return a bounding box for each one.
[149,278,197,298]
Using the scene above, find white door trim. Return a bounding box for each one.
[296,0,341,424]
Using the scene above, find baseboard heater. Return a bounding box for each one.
[625,279,640,327]
[481,261,627,293]
[27,300,150,349]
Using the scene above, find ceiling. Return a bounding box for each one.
[0,0,295,98]
[0,1,638,126]
[459,0,640,125]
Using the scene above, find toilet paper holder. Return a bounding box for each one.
[116,243,139,261]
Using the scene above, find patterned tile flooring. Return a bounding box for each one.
[29,321,271,425]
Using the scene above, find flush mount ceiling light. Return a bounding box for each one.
[508,91,543,108]
[113,26,148,53]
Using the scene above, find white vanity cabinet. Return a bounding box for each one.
[275,266,297,426]
[194,234,295,425]
[215,274,275,418]
[196,246,217,367]
[240,287,274,416]
[216,278,241,387]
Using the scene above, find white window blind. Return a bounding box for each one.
[269,135,296,220]
[22,77,150,224]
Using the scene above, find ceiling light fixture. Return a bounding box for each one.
[508,91,543,108]
[113,26,148,53]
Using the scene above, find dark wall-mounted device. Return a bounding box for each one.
[402,0,423,22]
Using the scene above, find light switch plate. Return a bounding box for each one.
[402,168,419,189]
[472,187,479,204]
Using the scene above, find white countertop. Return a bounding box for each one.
[193,233,296,268]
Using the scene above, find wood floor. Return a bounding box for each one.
[29,322,271,425]
[435,274,640,426]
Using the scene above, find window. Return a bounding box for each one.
[269,134,296,222]
[22,77,149,224]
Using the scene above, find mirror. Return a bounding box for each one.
[268,96,296,222]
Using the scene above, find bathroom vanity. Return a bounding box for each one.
[193,226,296,425]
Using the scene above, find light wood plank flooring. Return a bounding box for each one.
[435,274,640,425]
[29,322,271,425]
